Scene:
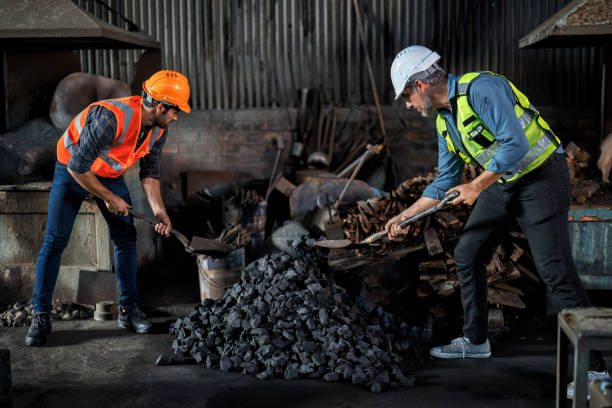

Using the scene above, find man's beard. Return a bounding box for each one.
[420,94,437,118]
[155,117,169,129]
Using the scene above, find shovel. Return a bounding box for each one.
[314,190,459,249]
[129,209,233,257]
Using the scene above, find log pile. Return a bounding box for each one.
[566,142,601,203]
[340,175,436,245]
[330,170,539,310]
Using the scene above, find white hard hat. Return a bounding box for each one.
[390,45,441,100]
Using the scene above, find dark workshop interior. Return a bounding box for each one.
[1,0,612,407]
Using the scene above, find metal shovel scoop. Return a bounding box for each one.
[129,209,233,257]
[314,190,460,249]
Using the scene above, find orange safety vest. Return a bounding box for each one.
[56,96,164,178]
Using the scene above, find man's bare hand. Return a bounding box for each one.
[153,211,172,237]
[448,182,482,206]
[598,133,612,183]
[385,210,411,241]
[105,195,131,216]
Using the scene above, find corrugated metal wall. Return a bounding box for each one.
[75,0,603,110]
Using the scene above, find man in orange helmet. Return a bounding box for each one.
[25,70,191,346]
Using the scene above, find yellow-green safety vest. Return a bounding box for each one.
[435,72,560,183]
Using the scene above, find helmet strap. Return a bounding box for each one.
[141,91,179,111]
[407,63,443,85]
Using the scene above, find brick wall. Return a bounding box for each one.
[160,110,294,206]
[158,106,599,206]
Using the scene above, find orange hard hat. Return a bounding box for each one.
[142,70,191,113]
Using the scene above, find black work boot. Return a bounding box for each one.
[24,312,52,347]
[117,305,153,334]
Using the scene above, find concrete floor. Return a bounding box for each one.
[0,305,575,408]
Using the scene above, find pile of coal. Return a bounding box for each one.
[0,299,92,328]
[169,239,415,392]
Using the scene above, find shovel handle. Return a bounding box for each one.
[361,190,460,244]
[398,190,459,228]
[128,209,191,249]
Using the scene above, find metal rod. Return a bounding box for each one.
[601,57,607,143]
[351,0,387,145]
[334,145,380,210]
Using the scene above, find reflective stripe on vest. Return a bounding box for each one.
[102,99,135,148]
[62,111,84,156]
[436,72,560,183]
[99,147,125,173]
[148,127,161,150]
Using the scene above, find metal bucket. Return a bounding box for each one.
[196,248,245,303]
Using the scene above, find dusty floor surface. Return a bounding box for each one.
[0,303,584,408]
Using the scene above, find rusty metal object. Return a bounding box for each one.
[0,0,160,49]
[93,301,116,321]
[520,0,612,48]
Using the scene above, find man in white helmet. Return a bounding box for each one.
[385,45,607,399]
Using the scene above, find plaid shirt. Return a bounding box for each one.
[66,105,167,179]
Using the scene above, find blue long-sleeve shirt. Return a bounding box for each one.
[67,105,167,180]
[422,73,563,200]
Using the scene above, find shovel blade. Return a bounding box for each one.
[189,236,233,256]
[314,239,353,249]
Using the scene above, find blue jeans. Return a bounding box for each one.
[32,162,138,313]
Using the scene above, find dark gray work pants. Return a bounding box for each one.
[454,153,605,371]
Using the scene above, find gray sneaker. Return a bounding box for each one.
[430,337,491,359]
[566,370,609,400]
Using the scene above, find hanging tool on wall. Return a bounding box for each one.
[265,134,285,200]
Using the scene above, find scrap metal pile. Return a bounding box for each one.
[188,186,266,251]
[1,299,92,328]
[217,188,266,248]
[168,238,415,393]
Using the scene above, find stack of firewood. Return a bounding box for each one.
[414,230,539,310]
[329,169,539,310]
[565,141,601,203]
[339,174,436,245]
